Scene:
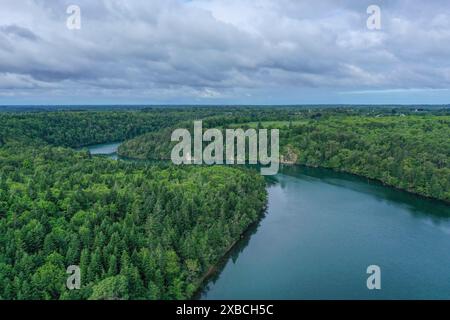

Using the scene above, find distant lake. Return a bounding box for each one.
[82,142,121,159]
[85,142,450,299]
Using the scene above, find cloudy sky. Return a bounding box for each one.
[1,0,450,105]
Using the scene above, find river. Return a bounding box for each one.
[87,142,450,300]
[82,142,121,160]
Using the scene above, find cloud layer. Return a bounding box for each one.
[1,0,450,104]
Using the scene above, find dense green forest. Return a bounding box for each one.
[118,109,450,202]
[0,106,449,300]
[0,109,223,148]
[0,109,267,299]
[279,115,450,201]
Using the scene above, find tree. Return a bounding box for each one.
[89,275,129,300]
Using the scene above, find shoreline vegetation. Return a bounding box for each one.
[0,109,267,300]
[118,110,450,203]
[89,145,270,300]
[280,162,450,205]
[115,149,450,206]
[116,143,450,206]
[193,203,267,299]
[0,106,448,300]
[0,144,267,300]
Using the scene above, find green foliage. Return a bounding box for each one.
[0,107,272,300]
[0,144,266,300]
[0,106,448,300]
[89,275,129,300]
[279,115,450,201]
[119,109,450,202]
[0,109,231,148]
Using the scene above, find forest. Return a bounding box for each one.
[0,109,267,299]
[279,115,450,201]
[0,106,449,300]
[118,107,450,202]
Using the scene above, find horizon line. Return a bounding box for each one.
[0,103,449,107]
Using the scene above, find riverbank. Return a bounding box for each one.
[192,201,268,299]
[116,144,449,205]
[201,165,450,299]
[279,159,450,205]
[84,141,450,299]
[85,141,269,299]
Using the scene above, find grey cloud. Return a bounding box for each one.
[0,0,450,102]
[0,25,39,41]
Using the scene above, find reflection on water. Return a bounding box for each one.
[279,165,450,222]
[200,164,450,300]
[83,142,450,300]
[194,211,266,300]
[78,142,121,160]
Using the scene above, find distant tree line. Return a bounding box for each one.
[0,109,267,299]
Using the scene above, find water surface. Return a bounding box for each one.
[83,142,121,159]
[200,166,450,300]
[84,143,450,299]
